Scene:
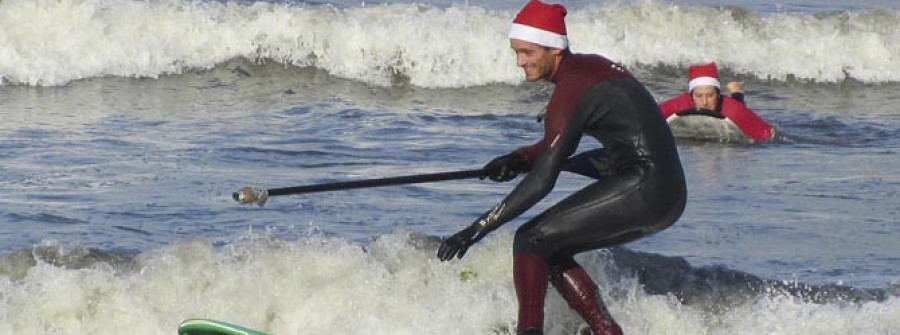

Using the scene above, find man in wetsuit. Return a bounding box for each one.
[436,1,687,334]
[659,62,775,142]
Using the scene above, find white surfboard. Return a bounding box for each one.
[666,112,750,143]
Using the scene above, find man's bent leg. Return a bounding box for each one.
[514,252,550,334]
[511,169,658,335]
[551,259,623,335]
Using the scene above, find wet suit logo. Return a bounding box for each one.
[549,134,561,150]
[477,202,506,229]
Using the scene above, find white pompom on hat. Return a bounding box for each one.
[508,0,569,49]
[688,62,721,92]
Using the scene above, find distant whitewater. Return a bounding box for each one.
[2,0,899,87]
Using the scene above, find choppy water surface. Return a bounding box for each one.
[1,0,899,333]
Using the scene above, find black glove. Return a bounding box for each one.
[437,225,483,261]
[483,152,528,182]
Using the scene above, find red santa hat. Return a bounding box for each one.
[688,62,721,92]
[508,0,569,49]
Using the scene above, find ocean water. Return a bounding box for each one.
[1,0,899,334]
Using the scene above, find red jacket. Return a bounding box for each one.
[659,93,774,142]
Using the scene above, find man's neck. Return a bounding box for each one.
[549,49,570,82]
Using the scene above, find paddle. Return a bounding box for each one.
[233,168,488,207]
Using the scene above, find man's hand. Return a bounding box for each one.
[726,81,743,95]
[437,225,482,261]
[483,152,528,182]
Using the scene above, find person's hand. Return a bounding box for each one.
[482,152,527,182]
[437,225,482,261]
[726,81,743,95]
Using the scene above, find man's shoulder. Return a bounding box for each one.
[659,93,692,107]
[658,93,692,117]
[567,53,632,76]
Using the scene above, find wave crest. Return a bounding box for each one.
[1,0,899,87]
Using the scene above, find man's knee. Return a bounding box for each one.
[513,229,553,259]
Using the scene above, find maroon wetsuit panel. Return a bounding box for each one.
[516,54,634,162]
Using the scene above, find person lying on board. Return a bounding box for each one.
[658,62,775,142]
[437,1,687,334]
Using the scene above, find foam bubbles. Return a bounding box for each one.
[1,232,898,334]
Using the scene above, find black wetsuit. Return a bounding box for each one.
[476,53,686,258]
[474,52,687,334]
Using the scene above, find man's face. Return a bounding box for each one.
[691,86,720,111]
[510,39,560,82]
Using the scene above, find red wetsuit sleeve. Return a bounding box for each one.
[516,140,543,164]
[720,97,774,142]
[658,94,693,119]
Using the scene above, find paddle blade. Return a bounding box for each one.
[233,187,269,207]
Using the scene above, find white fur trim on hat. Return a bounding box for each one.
[509,23,569,49]
[688,77,721,92]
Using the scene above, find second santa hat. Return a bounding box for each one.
[688,62,721,92]
[508,0,569,49]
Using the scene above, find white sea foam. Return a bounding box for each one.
[0,231,897,334]
[1,0,899,87]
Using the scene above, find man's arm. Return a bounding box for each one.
[720,98,774,142]
[727,81,745,104]
[658,93,694,119]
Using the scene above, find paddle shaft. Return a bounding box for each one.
[266,169,487,197]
